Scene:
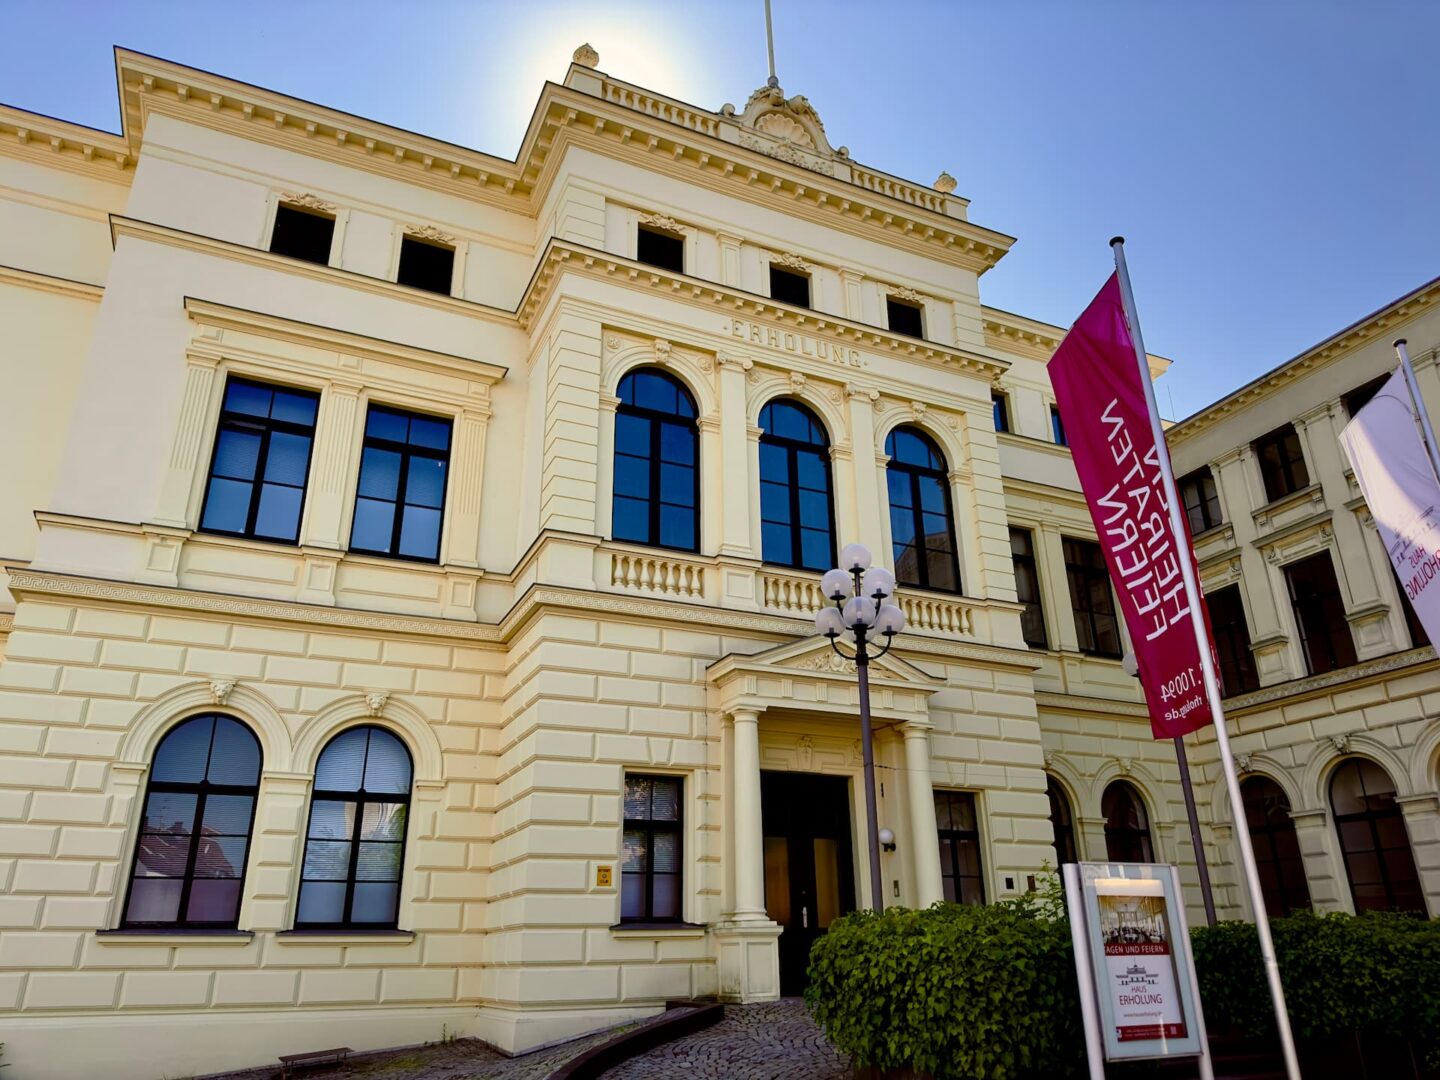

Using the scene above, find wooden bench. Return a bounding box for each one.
[278,1047,352,1078]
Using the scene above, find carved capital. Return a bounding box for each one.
[717,352,753,372]
[846,383,880,405]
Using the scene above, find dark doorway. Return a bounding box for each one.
[761,770,856,996]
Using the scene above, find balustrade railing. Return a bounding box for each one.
[609,550,706,599]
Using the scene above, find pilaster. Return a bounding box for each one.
[153,353,221,528]
[1289,808,1348,913]
[846,385,884,561]
[901,721,944,906]
[299,382,362,550]
[1397,795,1440,917]
[717,354,754,557]
[540,315,603,535]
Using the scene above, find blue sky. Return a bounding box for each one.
[4,0,1436,418]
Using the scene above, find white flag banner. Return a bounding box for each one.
[1339,368,1440,647]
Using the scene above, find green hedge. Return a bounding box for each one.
[805,899,1440,1080]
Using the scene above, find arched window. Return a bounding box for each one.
[612,369,699,552]
[885,426,960,593]
[1241,776,1310,916]
[1047,776,1078,866]
[297,726,413,928]
[1329,759,1425,913]
[123,714,261,928]
[1102,781,1153,863]
[759,399,834,572]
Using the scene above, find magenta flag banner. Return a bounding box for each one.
[1047,274,1211,740]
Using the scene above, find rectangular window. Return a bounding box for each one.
[1010,527,1048,648]
[1051,405,1068,447]
[1343,374,1390,418]
[992,392,1010,434]
[199,378,320,544]
[349,405,452,562]
[1254,424,1309,502]
[636,225,685,273]
[1179,467,1222,534]
[769,264,811,308]
[269,203,335,265]
[396,234,455,295]
[886,296,924,338]
[934,791,985,905]
[1397,568,1430,648]
[1284,552,1357,675]
[1064,537,1122,657]
[1206,584,1259,695]
[621,774,683,922]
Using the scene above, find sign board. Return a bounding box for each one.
[1064,862,1210,1074]
[595,865,613,888]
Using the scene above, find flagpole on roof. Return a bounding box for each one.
[1394,339,1440,483]
[1110,238,1301,1080]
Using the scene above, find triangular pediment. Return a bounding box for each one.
[708,634,942,687]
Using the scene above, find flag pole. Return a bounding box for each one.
[1110,237,1301,1080]
[1173,734,1217,926]
[1394,339,1440,482]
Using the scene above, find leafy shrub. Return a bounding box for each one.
[804,897,1085,1080]
[807,901,1440,1079]
[1192,910,1440,1053]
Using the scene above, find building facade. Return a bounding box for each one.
[0,45,1434,1080]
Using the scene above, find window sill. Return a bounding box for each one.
[96,929,254,946]
[610,921,707,938]
[274,929,415,945]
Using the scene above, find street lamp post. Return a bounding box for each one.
[814,542,906,913]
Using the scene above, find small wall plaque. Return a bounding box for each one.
[596,865,613,887]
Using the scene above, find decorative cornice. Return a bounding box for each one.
[280,191,337,214]
[520,240,1009,379]
[405,224,456,246]
[772,251,812,272]
[0,103,132,180]
[981,306,1170,378]
[1034,691,1149,718]
[637,211,687,235]
[1169,272,1440,445]
[0,264,104,302]
[1222,647,1437,713]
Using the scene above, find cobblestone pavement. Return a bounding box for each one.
[200,1017,652,1080]
[600,999,850,1080]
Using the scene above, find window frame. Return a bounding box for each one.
[1102,781,1154,863]
[1010,526,1048,649]
[1240,775,1310,916]
[120,714,262,931]
[768,264,812,308]
[1063,537,1123,658]
[1050,405,1068,447]
[991,392,1010,434]
[1329,759,1425,914]
[934,789,986,906]
[1254,424,1309,503]
[198,376,320,546]
[621,773,685,924]
[1206,584,1259,696]
[1179,467,1222,534]
[636,224,686,274]
[885,426,961,595]
[295,726,414,931]
[885,295,924,339]
[348,404,453,564]
[395,232,456,296]
[1047,776,1078,866]
[611,369,701,554]
[1343,374,1390,419]
[268,202,337,266]
[1283,551,1356,675]
[758,399,836,573]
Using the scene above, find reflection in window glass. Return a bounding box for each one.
[350,405,452,562]
[620,774,683,922]
[759,400,833,572]
[611,370,699,552]
[886,426,960,593]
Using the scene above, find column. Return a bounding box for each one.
[1397,795,1440,917]
[153,353,221,527]
[731,708,767,921]
[717,354,754,557]
[846,386,885,560]
[902,721,944,907]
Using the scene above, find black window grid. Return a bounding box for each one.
[1284,552,1356,675]
[1010,527,1048,649]
[621,774,684,923]
[1255,425,1309,502]
[1241,777,1310,916]
[1179,468,1222,534]
[611,371,700,553]
[198,377,320,545]
[1206,585,1259,695]
[1064,538,1122,658]
[886,428,961,594]
[934,790,986,905]
[758,401,836,573]
[349,405,452,564]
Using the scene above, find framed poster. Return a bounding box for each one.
[1066,862,1209,1067]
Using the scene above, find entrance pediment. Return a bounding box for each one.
[707,635,941,723]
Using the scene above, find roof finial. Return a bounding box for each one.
[573,43,599,69]
[764,0,779,88]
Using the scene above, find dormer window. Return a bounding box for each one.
[886,296,924,339]
[769,264,811,308]
[269,203,335,266]
[637,224,685,273]
[397,233,455,295]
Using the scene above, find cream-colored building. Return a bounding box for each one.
[0,45,1433,1080]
